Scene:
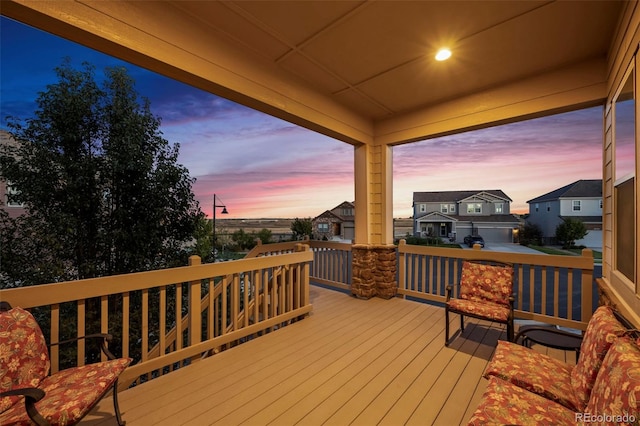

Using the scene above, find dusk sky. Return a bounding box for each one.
[1,17,604,219]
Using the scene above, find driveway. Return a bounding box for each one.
[461,242,543,254]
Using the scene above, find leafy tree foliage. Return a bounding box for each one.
[520,223,543,246]
[192,216,214,262]
[231,229,256,250]
[256,228,272,245]
[555,218,588,249]
[0,59,204,286]
[290,217,312,240]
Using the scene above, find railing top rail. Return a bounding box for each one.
[0,249,313,309]
[245,240,301,257]
[307,240,353,251]
[397,240,594,270]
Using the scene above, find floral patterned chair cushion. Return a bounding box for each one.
[0,358,131,426]
[0,307,50,413]
[483,340,582,411]
[585,336,640,422]
[459,261,514,307]
[467,376,577,426]
[0,306,132,425]
[446,299,509,322]
[570,305,627,409]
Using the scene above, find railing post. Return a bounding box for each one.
[188,255,202,346]
[296,243,311,308]
[581,248,594,322]
[398,239,406,299]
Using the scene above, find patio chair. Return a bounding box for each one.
[445,260,515,346]
[0,303,132,426]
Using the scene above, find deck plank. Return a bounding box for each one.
[84,286,576,426]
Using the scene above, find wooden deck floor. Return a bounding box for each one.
[84,285,576,426]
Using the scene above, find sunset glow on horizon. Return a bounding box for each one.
[1,17,603,220]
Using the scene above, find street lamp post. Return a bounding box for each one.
[212,193,228,262]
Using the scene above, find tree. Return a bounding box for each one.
[231,229,255,250]
[290,217,312,240]
[256,228,272,245]
[519,223,543,246]
[191,216,214,262]
[555,218,588,249]
[0,59,203,286]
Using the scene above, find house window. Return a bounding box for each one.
[419,204,426,213]
[318,223,329,232]
[613,64,635,287]
[342,208,353,216]
[440,204,448,213]
[535,203,539,212]
[5,181,23,207]
[572,200,581,211]
[449,204,455,213]
[495,203,503,214]
[467,203,481,214]
[599,199,603,209]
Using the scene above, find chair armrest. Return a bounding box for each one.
[445,285,454,302]
[0,387,45,401]
[514,325,583,345]
[50,333,117,360]
[0,388,48,426]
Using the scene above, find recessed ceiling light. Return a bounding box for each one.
[435,48,451,61]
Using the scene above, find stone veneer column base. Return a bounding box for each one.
[351,244,397,299]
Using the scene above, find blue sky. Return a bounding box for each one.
[1,16,604,218]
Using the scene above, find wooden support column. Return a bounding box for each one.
[352,142,397,299]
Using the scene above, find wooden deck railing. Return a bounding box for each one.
[247,239,352,292]
[397,240,595,330]
[0,245,313,388]
[306,241,352,291]
[0,238,597,390]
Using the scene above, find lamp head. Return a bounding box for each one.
[221,207,229,214]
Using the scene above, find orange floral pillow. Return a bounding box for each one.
[459,261,513,307]
[0,307,50,413]
[586,336,639,421]
[570,306,627,410]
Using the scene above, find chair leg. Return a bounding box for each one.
[460,314,465,333]
[507,321,514,342]
[112,379,126,426]
[445,308,450,346]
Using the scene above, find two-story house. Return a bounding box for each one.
[412,190,521,244]
[312,201,355,242]
[526,179,603,247]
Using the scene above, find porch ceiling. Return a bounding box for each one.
[1,1,626,145]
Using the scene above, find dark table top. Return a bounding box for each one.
[516,324,583,351]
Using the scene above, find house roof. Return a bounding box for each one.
[313,201,355,222]
[415,212,520,224]
[454,214,521,224]
[313,210,343,222]
[331,201,355,211]
[527,179,603,203]
[559,215,603,224]
[413,190,512,204]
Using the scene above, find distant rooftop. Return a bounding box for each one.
[527,179,602,203]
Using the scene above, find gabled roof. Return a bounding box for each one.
[413,190,512,204]
[331,201,355,211]
[415,212,458,222]
[527,179,602,203]
[314,200,355,222]
[313,210,343,222]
